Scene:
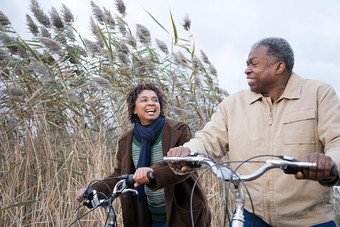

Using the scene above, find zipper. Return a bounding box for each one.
[266,100,273,224]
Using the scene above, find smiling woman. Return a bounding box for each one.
[130,87,163,126]
[133,90,160,125]
[75,83,211,227]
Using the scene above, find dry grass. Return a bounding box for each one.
[0,0,227,226]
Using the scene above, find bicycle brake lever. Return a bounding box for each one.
[282,157,304,174]
[81,189,100,208]
[277,157,316,174]
[186,161,202,168]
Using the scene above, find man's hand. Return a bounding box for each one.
[167,146,194,173]
[295,152,337,182]
[133,167,153,187]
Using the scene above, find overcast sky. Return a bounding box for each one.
[2,0,340,95]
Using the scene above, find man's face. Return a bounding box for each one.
[245,46,279,96]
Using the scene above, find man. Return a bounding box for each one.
[168,37,340,227]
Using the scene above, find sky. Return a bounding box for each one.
[2,0,340,95]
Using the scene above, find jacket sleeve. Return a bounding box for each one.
[184,98,230,158]
[316,84,340,186]
[148,122,197,190]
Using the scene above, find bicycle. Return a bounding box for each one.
[163,153,337,227]
[70,172,155,227]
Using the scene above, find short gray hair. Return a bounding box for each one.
[251,37,294,74]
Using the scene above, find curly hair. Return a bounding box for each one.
[126,83,167,123]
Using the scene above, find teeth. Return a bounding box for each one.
[146,110,155,113]
[248,78,255,82]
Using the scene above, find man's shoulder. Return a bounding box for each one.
[300,76,334,95]
[294,73,331,89]
[223,89,258,105]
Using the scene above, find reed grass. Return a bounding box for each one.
[0,0,339,226]
[0,0,226,226]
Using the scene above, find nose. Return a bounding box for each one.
[245,65,251,75]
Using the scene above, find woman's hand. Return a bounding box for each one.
[133,167,154,187]
[76,188,87,202]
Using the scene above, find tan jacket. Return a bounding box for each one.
[184,73,340,226]
[91,119,211,227]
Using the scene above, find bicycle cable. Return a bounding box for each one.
[71,176,125,226]
[229,154,282,227]
[189,153,234,227]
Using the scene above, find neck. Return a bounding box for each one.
[267,73,291,103]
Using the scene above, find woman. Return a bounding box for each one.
[76,83,211,227]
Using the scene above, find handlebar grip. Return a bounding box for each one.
[329,165,338,178]
[162,160,202,168]
[283,165,303,174]
[284,163,338,178]
[123,172,156,188]
[186,161,202,168]
[125,174,135,188]
[147,171,155,180]
[82,189,95,208]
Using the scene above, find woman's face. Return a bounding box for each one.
[134,89,161,125]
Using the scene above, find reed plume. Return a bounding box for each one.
[0,11,11,26]
[26,14,39,36]
[115,0,127,16]
[91,1,105,25]
[39,37,63,53]
[61,4,74,25]
[155,38,169,55]
[103,7,115,30]
[49,7,65,30]
[182,14,191,31]
[200,50,211,64]
[0,48,10,62]
[30,0,51,28]
[84,38,102,54]
[136,24,151,45]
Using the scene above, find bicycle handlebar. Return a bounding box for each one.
[71,172,155,227]
[163,154,325,182]
[81,172,155,209]
[163,154,338,227]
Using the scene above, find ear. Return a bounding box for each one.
[275,61,286,74]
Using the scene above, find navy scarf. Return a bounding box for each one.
[133,116,165,201]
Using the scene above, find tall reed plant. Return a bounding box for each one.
[0,0,228,226]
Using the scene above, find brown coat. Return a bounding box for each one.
[91,119,211,227]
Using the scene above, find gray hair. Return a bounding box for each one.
[251,37,294,74]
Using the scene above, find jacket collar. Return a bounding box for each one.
[247,72,302,104]
[119,119,182,157]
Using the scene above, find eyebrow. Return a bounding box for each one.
[139,95,158,99]
[246,56,258,64]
